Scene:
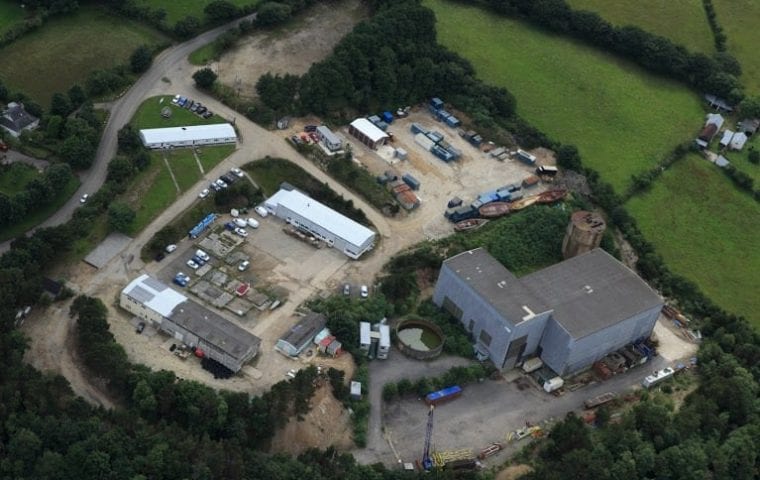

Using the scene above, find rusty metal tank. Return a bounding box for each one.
[562,211,606,259]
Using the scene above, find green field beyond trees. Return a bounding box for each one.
[0,6,166,105]
[566,0,714,53]
[0,1,25,34]
[627,154,760,325]
[133,0,256,25]
[427,0,704,193]
[714,0,760,95]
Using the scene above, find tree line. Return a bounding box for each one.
[472,0,745,104]
[0,162,74,230]
[1,0,78,47]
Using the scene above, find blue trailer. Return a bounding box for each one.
[189,213,217,239]
[445,115,461,128]
[430,97,444,111]
[425,385,462,406]
[402,173,421,190]
[382,111,394,123]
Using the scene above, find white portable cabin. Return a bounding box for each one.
[359,322,371,352]
[377,324,390,359]
[139,124,237,149]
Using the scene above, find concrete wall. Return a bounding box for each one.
[120,292,164,325]
[537,319,572,375]
[275,204,374,259]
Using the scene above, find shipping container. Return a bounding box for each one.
[410,123,428,135]
[375,120,389,131]
[382,111,394,123]
[447,146,462,159]
[430,97,444,110]
[425,385,462,406]
[397,190,420,210]
[490,147,506,158]
[360,322,371,352]
[431,145,454,162]
[515,149,537,165]
[395,148,408,160]
[496,189,512,202]
[437,109,451,121]
[426,131,444,144]
[368,115,381,125]
[414,133,435,151]
[446,115,461,127]
[448,205,477,222]
[402,173,421,190]
[509,190,524,201]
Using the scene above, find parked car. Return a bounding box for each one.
[255,206,268,217]
[238,260,250,271]
[186,259,200,270]
[343,284,351,296]
[286,369,297,378]
[136,322,146,334]
[210,182,222,192]
[234,218,247,228]
[304,125,317,132]
[190,103,199,113]
[154,252,165,262]
[191,255,206,266]
[199,188,210,198]
[165,244,177,253]
[231,167,244,177]
[246,217,259,228]
[196,106,207,115]
[196,250,210,262]
[172,94,181,104]
[177,97,188,107]
[221,174,236,184]
[202,111,213,119]
[291,135,302,144]
[173,272,190,287]
[215,179,228,189]
[234,227,248,238]
[360,285,369,298]
[224,222,236,231]
[186,101,195,110]
[80,193,89,203]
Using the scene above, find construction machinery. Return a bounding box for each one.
[422,405,435,470]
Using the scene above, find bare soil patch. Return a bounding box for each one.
[270,384,354,454]
[218,0,368,97]
[496,464,532,480]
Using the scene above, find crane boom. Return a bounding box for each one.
[422,405,435,470]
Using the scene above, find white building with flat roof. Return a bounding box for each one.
[264,188,376,259]
[348,118,389,149]
[120,274,260,372]
[139,123,237,149]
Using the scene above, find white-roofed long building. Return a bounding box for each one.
[120,274,260,372]
[264,188,376,259]
[139,123,237,149]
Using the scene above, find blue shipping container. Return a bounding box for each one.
[431,145,454,162]
[425,385,463,405]
[382,111,394,123]
[446,115,461,127]
[402,173,421,190]
[426,131,444,144]
[410,123,428,135]
[368,115,381,125]
[437,109,451,121]
[430,97,444,110]
[376,121,389,131]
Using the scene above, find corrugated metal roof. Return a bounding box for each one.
[730,132,748,149]
[124,274,185,318]
[316,125,341,146]
[139,123,236,145]
[720,129,734,145]
[350,118,388,143]
[265,189,375,247]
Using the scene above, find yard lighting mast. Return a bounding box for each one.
[422,405,435,471]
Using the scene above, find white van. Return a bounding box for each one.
[195,249,210,262]
[246,217,259,229]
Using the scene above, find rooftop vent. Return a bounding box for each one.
[584,285,594,294]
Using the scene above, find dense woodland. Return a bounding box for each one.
[1,0,758,478]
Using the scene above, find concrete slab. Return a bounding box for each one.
[84,233,133,268]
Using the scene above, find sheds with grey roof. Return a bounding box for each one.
[276,312,327,357]
[729,132,748,150]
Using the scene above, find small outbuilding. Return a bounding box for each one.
[739,118,759,136]
[139,124,237,149]
[719,129,734,148]
[275,312,327,357]
[348,118,389,149]
[729,132,748,150]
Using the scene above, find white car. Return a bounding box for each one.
[360,285,369,298]
[238,260,250,271]
[246,217,259,229]
[286,369,297,379]
[171,94,180,104]
[186,259,199,270]
[234,218,247,228]
[79,193,89,204]
[198,188,210,198]
[231,167,244,178]
[165,244,177,253]
[195,249,210,262]
[255,206,268,217]
[234,227,248,238]
[215,179,228,189]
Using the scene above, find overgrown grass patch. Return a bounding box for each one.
[0,176,80,242]
[166,149,202,192]
[131,95,227,129]
[566,0,714,53]
[0,163,40,195]
[427,0,704,193]
[197,144,235,172]
[626,154,760,326]
[714,0,760,95]
[0,6,167,105]
[189,43,217,65]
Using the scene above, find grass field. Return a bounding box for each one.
[126,145,233,233]
[0,1,25,34]
[713,0,760,95]
[0,176,80,242]
[189,43,217,65]
[131,95,227,129]
[566,0,714,53]
[0,6,166,106]
[427,0,704,193]
[626,154,760,326]
[133,0,256,25]
[0,163,40,195]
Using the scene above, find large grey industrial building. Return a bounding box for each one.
[432,248,663,375]
[264,188,376,259]
[121,275,261,372]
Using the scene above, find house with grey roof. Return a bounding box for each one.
[0,102,39,137]
[433,248,663,375]
[739,118,759,136]
[275,312,327,357]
